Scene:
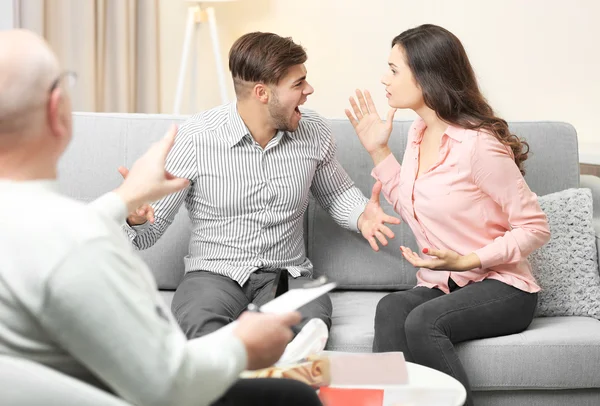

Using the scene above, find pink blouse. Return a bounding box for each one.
[372,118,551,294]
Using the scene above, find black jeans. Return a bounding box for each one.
[210,378,322,406]
[171,270,333,338]
[373,278,538,406]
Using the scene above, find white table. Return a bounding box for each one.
[403,362,466,406]
[324,360,466,406]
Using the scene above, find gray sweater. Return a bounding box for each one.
[0,180,247,406]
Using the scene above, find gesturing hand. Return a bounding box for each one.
[345,89,397,163]
[358,181,402,251]
[114,125,190,214]
[117,167,155,226]
[400,246,481,272]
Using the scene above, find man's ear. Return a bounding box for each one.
[253,83,270,104]
[47,88,68,141]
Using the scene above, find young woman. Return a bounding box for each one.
[345,24,550,405]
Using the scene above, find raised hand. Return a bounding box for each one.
[358,181,402,251]
[345,89,397,165]
[114,125,190,214]
[118,167,155,226]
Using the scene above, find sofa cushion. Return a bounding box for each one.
[458,316,600,390]
[159,290,175,309]
[326,291,600,390]
[473,389,600,406]
[309,119,580,290]
[529,188,600,318]
[326,291,389,352]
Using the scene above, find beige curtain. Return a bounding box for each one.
[16,0,161,113]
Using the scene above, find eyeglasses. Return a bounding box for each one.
[48,71,78,94]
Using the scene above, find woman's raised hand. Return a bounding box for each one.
[345,89,397,164]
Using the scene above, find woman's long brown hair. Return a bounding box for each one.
[393,24,529,174]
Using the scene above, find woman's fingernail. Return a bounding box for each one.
[422,248,429,254]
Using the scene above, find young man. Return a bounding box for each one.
[124,32,400,347]
[0,29,321,406]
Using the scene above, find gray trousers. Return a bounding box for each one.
[171,270,333,339]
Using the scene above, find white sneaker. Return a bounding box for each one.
[276,318,329,365]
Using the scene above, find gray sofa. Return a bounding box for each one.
[3,112,600,406]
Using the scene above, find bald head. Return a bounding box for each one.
[0,29,60,135]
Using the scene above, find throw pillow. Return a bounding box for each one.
[529,188,600,318]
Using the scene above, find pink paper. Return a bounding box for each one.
[328,352,408,386]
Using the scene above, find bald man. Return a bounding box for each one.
[0,30,322,406]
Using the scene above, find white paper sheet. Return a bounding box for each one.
[259,282,337,313]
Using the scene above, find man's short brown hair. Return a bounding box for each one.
[228,32,307,96]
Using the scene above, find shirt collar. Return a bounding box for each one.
[226,102,251,148]
[444,124,467,142]
[226,102,294,148]
[412,117,466,144]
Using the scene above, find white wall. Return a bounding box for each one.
[159,0,600,163]
[0,0,15,30]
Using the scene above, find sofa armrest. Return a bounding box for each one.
[595,218,600,268]
[0,355,131,406]
[580,174,600,263]
[581,175,600,223]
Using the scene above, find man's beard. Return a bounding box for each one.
[268,92,297,132]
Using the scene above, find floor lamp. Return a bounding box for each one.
[173,0,237,115]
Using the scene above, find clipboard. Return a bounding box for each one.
[254,276,337,314]
[213,275,337,336]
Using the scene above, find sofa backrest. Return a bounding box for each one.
[62,113,579,291]
[60,113,188,290]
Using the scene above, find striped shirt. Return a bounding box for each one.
[125,102,368,286]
